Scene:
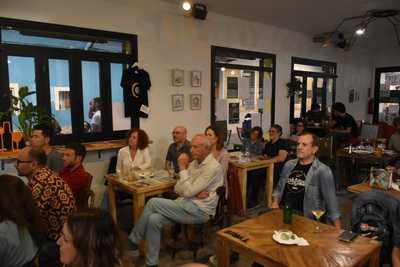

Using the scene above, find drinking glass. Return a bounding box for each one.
[311,208,326,233]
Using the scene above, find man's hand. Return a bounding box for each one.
[177,153,190,171]
[196,191,209,199]
[270,200,280,209]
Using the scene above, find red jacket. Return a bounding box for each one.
[59,165,90,198]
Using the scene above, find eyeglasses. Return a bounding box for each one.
[16,159,32,165]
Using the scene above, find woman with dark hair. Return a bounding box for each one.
[0,174,45,267]
[205,126,230,180]
[57,208,134,267]
[116,128,151,178]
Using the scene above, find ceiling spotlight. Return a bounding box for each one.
[182,1,191,11]
[355,28,365,35]
[220,67,225,72]
[230,71,235,75]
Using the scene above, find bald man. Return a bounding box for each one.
[165,126,191,174]
[128,134,223,267]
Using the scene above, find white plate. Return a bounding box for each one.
[138,171,154,178]
[272,231,298,245]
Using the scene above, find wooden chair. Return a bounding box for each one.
[169,186,226,260]
[75,172,95,210]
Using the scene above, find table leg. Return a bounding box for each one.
[133,193,146,255]
[265,163,274,207]
[368,247,380,267]
[216,237,230,267]
[237,168,247,214]
[107,182,117,223]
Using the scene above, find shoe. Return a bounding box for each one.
[126,239,139,257]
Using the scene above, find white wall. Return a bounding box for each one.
[0,0,377,202]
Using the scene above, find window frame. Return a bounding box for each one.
[0,17,137,144]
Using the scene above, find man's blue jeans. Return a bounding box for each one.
[128,197,209,266]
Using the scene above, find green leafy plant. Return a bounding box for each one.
[0,86,53,138]
[286,78,303,98]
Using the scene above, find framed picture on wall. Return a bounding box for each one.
[190,94,202,110]
[191,71,202,87]
[172,69,184,86]
[227,77,239,98]
[171,94,184,111]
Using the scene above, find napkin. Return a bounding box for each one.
[296,237,310,246]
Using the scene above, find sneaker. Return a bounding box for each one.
[126,239,139,257]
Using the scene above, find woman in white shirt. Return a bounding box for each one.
[116,128,151,178]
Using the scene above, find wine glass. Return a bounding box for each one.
[166,161,175,178]
[311,208,326,233]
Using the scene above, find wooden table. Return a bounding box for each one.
[229,156,274,213]
[105,173,176,224]
[347,183,400,199]
[217,209,381,267]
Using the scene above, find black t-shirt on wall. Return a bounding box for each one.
[120,66,151,118]
[282,162,312,213]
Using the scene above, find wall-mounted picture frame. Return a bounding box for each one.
[191,71,202,87]
[171,94,184,111]
[190,94,202,110]
[172,69,184,86]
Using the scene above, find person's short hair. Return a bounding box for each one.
[33,124,53,138]
[251,126,263,140]
[205,125,224,150]
[296,118,305,126]
[332,102,346,113]
[66,208,128,267]
[126,128,149,150]
[29,148,47,166]
[311,103,321,111]
[393,117,400,127]
[65,142,87,161]
[271,124,283,136]
[298,132,319,147]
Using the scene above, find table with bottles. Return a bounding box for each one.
[229,151,275,214]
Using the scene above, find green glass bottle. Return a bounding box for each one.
[283,202,292,224]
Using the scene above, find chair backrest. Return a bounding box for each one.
[75,172,94,210]
[360,123,379,140]
[236,127,243,142]
[211,186,226,228]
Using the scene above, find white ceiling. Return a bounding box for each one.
[162,0,400,49]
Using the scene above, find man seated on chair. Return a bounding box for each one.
[128,134,223,267]
[30,124,64,172]
[271,132,341,229]
[165,125,191,174]
[59,142,90,199]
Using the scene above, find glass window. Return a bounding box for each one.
[294,64,324,73]
[7,56,37,131]
[49,59,72,134]
[294,76,303,118]
[82,61,102,133]
[111,63,130,131]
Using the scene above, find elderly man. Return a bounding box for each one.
[271,132,341,229]
[30,124,64,172]
[165,126,191,174]
[128,134,223,267]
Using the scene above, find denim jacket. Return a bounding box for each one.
[272,158,341,222]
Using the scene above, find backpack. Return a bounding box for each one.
[352,191,395,264]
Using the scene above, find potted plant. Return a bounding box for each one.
[0,86,54,140]
[286,78,303,98]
